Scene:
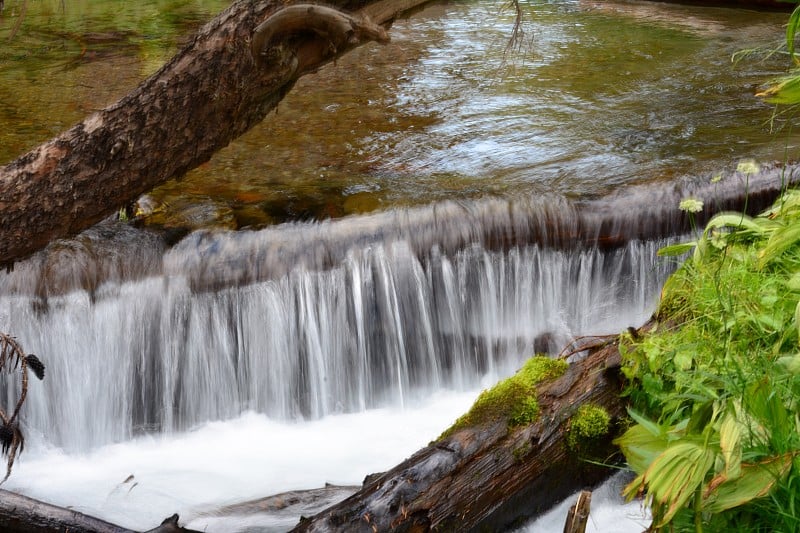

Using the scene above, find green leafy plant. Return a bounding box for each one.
[617,188,800,531]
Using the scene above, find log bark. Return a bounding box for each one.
[293,338,629,532]
[0,0,430,267]
[0,490,200,533]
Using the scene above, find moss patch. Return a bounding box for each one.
[567,404,611,451]
[438,356,568,440]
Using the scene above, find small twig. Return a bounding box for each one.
[503,0,525,57]
[557,334,619,360]
[6,0,27,42]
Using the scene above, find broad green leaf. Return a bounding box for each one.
[796,301,800,344]
[776,353,800,374]
[693,237,707,264]
[703,213,766,237]
[746,380,791,445]
[623,472,646,502]
[674,350,693,371]
[760,74,800,105]
[719,412,743,480]
[759,223,800,269]
[789,5,800,62]
[686,401,714,435]
[785,271,800,291]
[645,440,715,526]
[627,408,663,437]
[704,453,794,513]
[615,418,669,474]
[767,190,800,217]
[756,313,783,332]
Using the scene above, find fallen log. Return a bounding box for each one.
[293,337,630,532]
[3,162,796,300]
[0,490,199,533]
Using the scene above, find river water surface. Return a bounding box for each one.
[0,0,797,531]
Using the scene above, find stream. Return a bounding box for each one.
[0,0,798,530]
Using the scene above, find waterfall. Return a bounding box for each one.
[0,195,676,452]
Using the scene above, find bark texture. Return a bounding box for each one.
[0,0,426,267]
[293,339,628,532]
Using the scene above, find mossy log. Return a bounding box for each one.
[0,490,200,533]
[293,340,629,532]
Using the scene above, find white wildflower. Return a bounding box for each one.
[736,159,760,176]
[679,198,704,213]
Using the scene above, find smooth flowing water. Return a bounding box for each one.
[0,0,796,530]
[0,216,668,530]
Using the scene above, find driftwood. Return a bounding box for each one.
[0,490,200,533]
[293,338,628,532]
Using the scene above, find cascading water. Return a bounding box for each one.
[1,198,672,452]
[0,193,675,529]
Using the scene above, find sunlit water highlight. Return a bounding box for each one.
[1,0,796,228]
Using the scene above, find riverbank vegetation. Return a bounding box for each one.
[616,182,800,530]
[611,10,800,531]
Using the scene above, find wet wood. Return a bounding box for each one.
[563,490,592,533]
[198,484,360,526]
[292,337,629,532]
[0,490,200,533]
[251,4,389,67]
[0,0,432,267]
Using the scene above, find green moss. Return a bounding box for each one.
[438,356,568,440]
[567,404,611,451]
[518,355,569,384]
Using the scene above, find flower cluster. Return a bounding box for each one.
[679,197,704,213]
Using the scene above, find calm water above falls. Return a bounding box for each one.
[1,0,797,226]
[157,0,797,226]
[0,0,796,531]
